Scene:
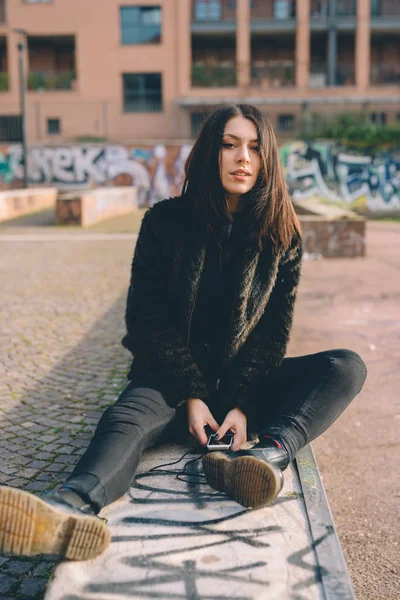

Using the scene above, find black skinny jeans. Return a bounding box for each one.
[65,348,367,513]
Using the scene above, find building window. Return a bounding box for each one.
[193,1,222,21]
[370,112,386,125]
[123,73,162,112]
[120,6,161,45]
[278,114,295,132]
[47,118,61,135]
[0,115,22,142]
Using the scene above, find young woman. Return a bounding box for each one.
[0,104,367,562]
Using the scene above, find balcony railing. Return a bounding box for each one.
[28,71,76,91]
[336,0,357,16]
[310,0,356,18]
[335,65,355,85]
[371,65,400,85]
[251,0,296,20]
[191,64,236,87]
[0,72,8,91]
[371,0,400,17]
[309,65,355,86]
[192,0,236,22]
[309,67,327,87]
[251,62,295,87]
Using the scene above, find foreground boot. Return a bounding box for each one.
[0,485,111,561]
[202,440,290,510]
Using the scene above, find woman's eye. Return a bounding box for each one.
[222,142,259,151]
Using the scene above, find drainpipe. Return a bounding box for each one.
[327,0,337,86]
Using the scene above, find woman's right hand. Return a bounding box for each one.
[187,398,219,447]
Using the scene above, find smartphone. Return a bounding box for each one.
[207,432,234,451]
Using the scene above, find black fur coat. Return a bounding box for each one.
[122,194,303,416]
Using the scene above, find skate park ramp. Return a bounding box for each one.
[45,443,354,600]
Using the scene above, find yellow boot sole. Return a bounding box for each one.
[202,452,283,509]
[0,485,111,561]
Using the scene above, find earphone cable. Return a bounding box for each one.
[146,448,209,484]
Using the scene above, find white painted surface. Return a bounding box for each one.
[46,444,324,600]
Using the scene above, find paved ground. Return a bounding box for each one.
[0,217,399,599]
[0,207,146,236]
[293,221,400,600]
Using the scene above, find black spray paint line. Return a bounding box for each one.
[112,524,280,547]
[95,519,283,597]
[120,531,267,564]
[64,594,250,600]
[86,553,269,597]
[121,493,296,528]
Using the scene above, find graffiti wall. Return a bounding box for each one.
[0,141,399,214]
[280,141,400,215]
[0,144,192,209]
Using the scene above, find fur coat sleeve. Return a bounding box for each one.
[217,235,303,416]
[122,209,208,406]
[122,208,210,407]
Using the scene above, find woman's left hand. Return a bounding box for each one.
[215,408,247,451]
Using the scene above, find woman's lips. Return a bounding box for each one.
[231,173,249,181]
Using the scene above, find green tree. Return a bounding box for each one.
[300,112,400,151]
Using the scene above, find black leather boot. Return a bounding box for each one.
[250,434,291,470]
[202,437,289,509]
[0,485,110,561]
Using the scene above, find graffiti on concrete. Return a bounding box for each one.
[0,144,193,208]
[0,150,13,183]
[1,141,400,213]
[48,447,324,600]
[281,141,400,213]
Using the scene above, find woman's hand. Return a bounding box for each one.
[216,408,247,451]
[187,398,219,447]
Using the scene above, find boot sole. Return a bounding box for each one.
[202,452,283,509]
[0,486,111,561]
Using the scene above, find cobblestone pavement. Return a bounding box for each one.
[0,236,137,599]
[0,221,399,599]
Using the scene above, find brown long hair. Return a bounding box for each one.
[182,103,301,251]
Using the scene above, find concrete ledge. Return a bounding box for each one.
[45,441,353,600]
[300,216,366,258]
[0,188,57,223]
[293,197,364,221]
[56,187,138,227]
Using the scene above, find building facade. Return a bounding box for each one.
[0,0,399,144]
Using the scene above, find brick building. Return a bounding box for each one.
[0,0,399,144]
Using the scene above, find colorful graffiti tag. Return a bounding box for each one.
[280,141,400,214]
[0,141,399,214]
[0,144,193,209]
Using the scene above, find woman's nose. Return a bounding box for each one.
[237,145,250,163]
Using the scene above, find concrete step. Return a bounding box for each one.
[45,443,354,600]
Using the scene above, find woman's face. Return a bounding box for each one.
[219,116,262,210]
